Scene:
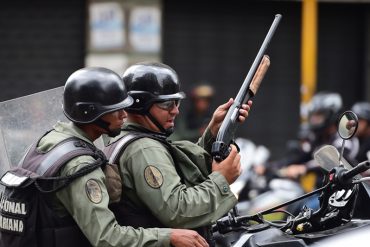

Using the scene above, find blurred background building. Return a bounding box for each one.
[0,0,370,159]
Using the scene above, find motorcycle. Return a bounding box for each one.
[213,110,370,247]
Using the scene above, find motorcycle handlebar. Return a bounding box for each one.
[343,161,370,181]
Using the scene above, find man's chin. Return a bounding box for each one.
[107,128,122,137]
[164,127,175,136]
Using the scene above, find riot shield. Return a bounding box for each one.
[0,87,66,176]
[0,86,110,178]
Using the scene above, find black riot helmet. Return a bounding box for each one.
[122,62,185,136]
[351,102,370,123]
[63,67,133,124]
[307,91,343,132]
[122,62,185,114]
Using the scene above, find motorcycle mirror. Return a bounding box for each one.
[337,111,358,162]
[337,111,358,140]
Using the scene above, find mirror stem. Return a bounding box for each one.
[339,139,345,164]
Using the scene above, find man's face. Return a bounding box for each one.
[148,100,180,132]
[101,109,127,133]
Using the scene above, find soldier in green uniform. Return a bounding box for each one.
[105,62,252,245]
[0,67,208,247]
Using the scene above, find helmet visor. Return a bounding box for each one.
[68,95,134,124]
[92,94,134,115]
[155,92,186,101]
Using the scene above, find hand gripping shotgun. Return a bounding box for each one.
[211,14,282,162]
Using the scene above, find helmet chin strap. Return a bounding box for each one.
[94,118,122,137]
[147,112,174,137]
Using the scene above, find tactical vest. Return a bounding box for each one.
[104,132,215,245]
[0,134,106,247]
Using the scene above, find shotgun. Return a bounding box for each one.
[211,14,282,161]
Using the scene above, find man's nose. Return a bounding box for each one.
[170,104,180,114]
[118,109,127,119]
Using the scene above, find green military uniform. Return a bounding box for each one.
[109,122,237,229]
[40,121,171,247]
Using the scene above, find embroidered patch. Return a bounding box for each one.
[144,165,163,189]
[85,179,103,204]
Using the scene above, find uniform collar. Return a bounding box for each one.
[121,122,168,139]
[53,121,94,144]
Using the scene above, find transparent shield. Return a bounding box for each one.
[0,87,66,176]
[0,128,10,176]
[0,87,107,178]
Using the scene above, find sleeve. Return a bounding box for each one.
[195,127,215,154]
[122,144,237,229]
[56,155,171,247]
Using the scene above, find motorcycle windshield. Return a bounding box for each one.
[314,145,352,171]
[0,87,66,176]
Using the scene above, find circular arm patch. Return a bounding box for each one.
[144,165,163,189]
[85,179,103,204]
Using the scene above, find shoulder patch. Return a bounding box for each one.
[144,165,163,189]
[85,179,103,204]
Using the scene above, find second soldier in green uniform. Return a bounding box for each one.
[105,62,252,245]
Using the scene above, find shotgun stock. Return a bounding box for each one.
[211,14,282,161]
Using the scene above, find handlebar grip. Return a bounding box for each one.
[343,161,370,180]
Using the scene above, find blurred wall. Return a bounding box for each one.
[86,0,162,75]
[0,0,86,101]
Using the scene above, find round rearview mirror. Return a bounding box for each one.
[337,111,358,140]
